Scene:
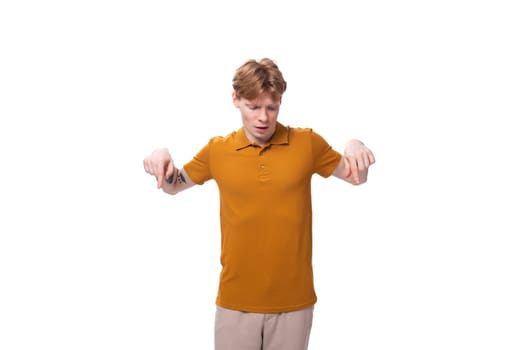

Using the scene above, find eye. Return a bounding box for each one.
[248,105,259,110]
[267,105,278,111]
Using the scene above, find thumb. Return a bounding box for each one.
[344,157,351,178]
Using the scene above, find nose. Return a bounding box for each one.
[258,108,269,122]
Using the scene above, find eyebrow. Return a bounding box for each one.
[246,102,278,108]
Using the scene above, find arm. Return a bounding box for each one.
[143,148,196,195]
[332,139,375,185]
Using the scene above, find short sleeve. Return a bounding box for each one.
[310,130,342,178]
[183,140,213,185]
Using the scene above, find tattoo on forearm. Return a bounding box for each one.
[166,171,186,185]
[177,172,186,184]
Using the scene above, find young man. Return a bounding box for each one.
[143,58,375,350]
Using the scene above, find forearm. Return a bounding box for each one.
[160,167,195,195]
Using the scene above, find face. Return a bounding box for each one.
[233,92,281,146]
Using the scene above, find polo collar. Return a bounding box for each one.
[234,122,289,150]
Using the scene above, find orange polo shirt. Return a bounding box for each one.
[184,122,342,313]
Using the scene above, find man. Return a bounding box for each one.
[143,58,375,350]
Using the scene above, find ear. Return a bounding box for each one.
[232,92,240,108]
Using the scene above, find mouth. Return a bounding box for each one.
[255,126,269,132]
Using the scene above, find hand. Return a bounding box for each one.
[143,148,176,189]
[343,140,375,184]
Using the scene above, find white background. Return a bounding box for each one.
[1,1,524,349]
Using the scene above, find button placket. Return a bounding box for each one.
[258,146,269,180]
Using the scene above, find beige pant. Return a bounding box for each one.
[215,306,314,350]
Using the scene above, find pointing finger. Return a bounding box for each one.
[165,162,175,183]
[156,164,166,189]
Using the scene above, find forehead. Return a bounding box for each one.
[244,92,279,105]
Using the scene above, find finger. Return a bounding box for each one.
[165,162,175,182]
[357,154,367,171]
[143,159,153,175]
[156,164,166,189]
[360,156,369,170]
[343,157,351,178]
[352,166,360,184]
[368,151,376,165]
[347,156,360,183]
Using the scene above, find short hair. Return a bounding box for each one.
[232,58,287,102]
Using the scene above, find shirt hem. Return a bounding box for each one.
[216,297,317,314]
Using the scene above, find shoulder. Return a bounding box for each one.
[287,126,314,141]
[208,130,236,144]
[288,126,326,142]
[202,130,242,153]
[288,126,313,135]
[209,135,226,144]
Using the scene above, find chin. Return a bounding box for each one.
[254,129,268,136]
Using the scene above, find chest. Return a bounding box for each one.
[211,144,312,195]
